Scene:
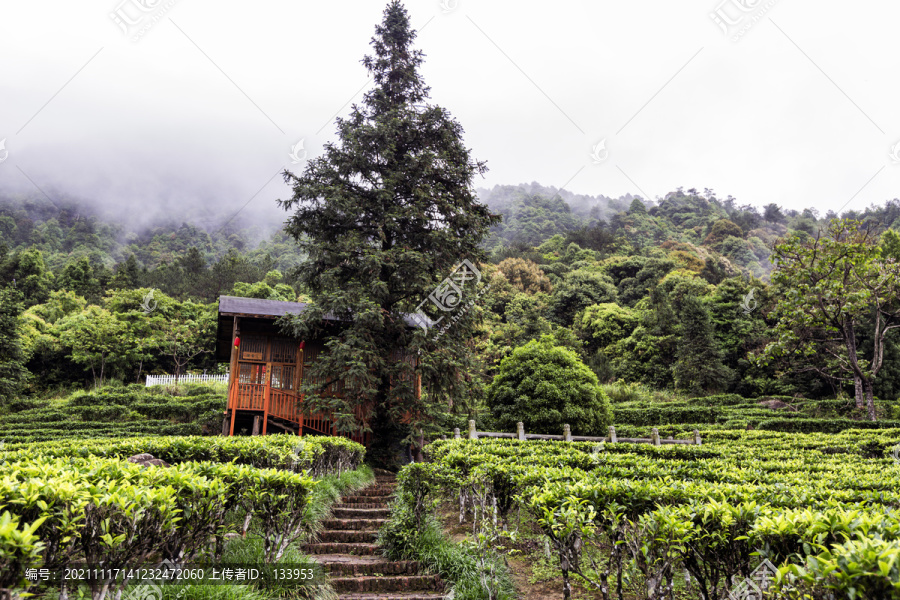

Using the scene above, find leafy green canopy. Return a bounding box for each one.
[758,219,900,420]
[487,336,612,435]
[278,1,500,463]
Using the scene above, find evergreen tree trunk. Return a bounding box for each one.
[854,374,864,409]
[366,377,406,470]
[863,377,877,421]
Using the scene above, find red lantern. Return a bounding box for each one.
[299,341,305,349]
[234,336,240,348]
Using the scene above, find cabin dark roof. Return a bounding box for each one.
[217,295,435,329]
[218,295,311,319]
[214,295,434,362]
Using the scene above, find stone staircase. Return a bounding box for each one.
[305,473,447,599]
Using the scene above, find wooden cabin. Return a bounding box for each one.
[216,295,425,445]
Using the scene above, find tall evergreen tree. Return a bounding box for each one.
[279,1,499,465]
[0,287,29,399]
[111,254,142,289]
[674,293,733,394]
[0,248,53,307]
[57,257,101,303]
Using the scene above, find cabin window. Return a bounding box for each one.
[238,363,266,385]
[271,365,295,390]
[270,339,297,364]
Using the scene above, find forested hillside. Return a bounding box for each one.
[4,186,900,420]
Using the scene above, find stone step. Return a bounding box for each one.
[332,574,444,594]
[334,502,389,510]
[322,478,444,600]
[332,507,391,519]
[356,487,396,496]
[341,495,393,504]
[312,555,422,576]
[323,518,388,531]
[303,542,378,555]
[318,530,379,544]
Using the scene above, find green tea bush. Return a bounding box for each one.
[0,511,45,593]
[410,429,900,599]
[0,435,365,597]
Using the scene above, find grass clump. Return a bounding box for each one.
[379,465,516,600]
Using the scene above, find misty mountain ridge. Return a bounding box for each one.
[3,184,899,281]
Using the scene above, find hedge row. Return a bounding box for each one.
[401,432,900,599]
[1,434,366,477]
[757,418,900,434]
[0,457,315,595]
[0,435,366,595]
[0,423,203,443]
[608,393,896,434]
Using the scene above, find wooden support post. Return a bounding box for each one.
[227,316,239,399]
[262,362,272,436]
[468,420,477,440]
[228,317,241,437]
[293,343,303,424]
[563,424,572,442]
[252,415,261,436]
[608,426,617,443]
[651,428,661,446]
[517,422,525,441]
[453,428,461,439]
[693,429,702,445]
[221,415,229,436]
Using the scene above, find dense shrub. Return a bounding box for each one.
[487,336,613,435]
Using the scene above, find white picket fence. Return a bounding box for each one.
[145,374,229,387]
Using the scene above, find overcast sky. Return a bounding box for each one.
[1,0,899,227]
